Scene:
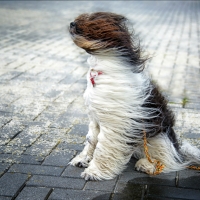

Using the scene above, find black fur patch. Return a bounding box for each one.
[142,82,179,150]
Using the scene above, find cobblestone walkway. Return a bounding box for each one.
[0,1,200,199]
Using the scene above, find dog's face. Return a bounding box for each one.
[69,12,131,54]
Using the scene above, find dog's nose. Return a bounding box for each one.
[70,22,76,28]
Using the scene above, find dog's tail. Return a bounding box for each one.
[180,140,200,165]
[146,134,200,173]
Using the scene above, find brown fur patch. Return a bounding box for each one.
[69,12,148,72]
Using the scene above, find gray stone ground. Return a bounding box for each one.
[0,1,200,199]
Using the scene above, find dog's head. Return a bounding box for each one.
[69,12,131,53]
[69,12,148,72]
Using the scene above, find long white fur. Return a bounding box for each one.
[69,54,200,180]
[180,140,200,164]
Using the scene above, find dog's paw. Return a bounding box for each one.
[135,158,156,175]
[81,168,101,181]
[69,155,90,168]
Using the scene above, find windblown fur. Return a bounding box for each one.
[69,12,200,180]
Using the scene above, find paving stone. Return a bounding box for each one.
[148,185,200,200]
[15,187,51,200]
[0,154,21,164]
[0,197,12,200]
[44,89,63,100]
[0,163,10,176]
[24,134,59,157]
[34,111,60,127]
[113,184,145,200]
[27,175,85,189]
[68,124,88,137]
[10,96,34,109]
[8,126,45,147]
[57,141,84,151]
[59,74,75,85]
[144,197,181,200]
[62,165,86,178]
[21,103,46,120]
[16,154,44,164]
[178,169,200,190]
[9,164,63,176]
[0,111,12,118]
[50,111,88,129]
[186,103,200,110]
[0,117,11,128]
[38,127,70,140]
[0,146,4,154]
[0,153,44,165]
[0,138,10,146]
[129,171,177,186]
[49,189,110,200]
[54,90,81,104]
[44,102,70,113]
[59,67,86,85]
[0,71,23,81]
[63,134,85,145]
[0,173,28,196]
[0,120,24,140]
[42,148,76,166]
[0,104,10,113]
[115,171,176,193]
[0,145,26,155]
[85,178,118,192]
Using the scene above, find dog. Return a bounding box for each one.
[68,12,200,180]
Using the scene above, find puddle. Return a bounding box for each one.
[92,193,111,200]
[114,184,145,200]
[112,175,200,200]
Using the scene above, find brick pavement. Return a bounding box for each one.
[0,1,200,199]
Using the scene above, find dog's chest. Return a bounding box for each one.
[83,56,101,106]
[83,70,100,106]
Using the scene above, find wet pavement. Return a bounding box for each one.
[0,1,200,199]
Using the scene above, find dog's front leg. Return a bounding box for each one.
[81,127,133,180]
[69,121,100,168]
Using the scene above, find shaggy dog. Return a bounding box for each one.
[69,12,200,180]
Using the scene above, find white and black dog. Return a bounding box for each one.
[69,12,200,180]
